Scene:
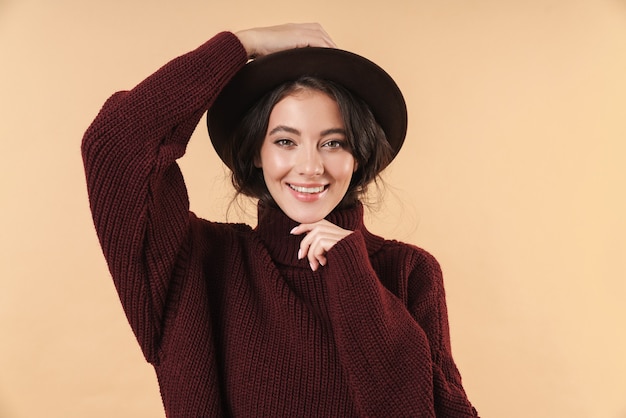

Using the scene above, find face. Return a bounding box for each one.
[257,89,357,224]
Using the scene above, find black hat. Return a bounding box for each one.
[207,47,407,169]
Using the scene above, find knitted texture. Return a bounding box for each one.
[82,31,478,417]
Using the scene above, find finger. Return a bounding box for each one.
[295,223,322,262]
[290,225,306,235]
[312,24,337,48]
[299,23,337,48]
[299,233,312,261]
[291,220,352,266]
[306,234,332,270]
[307,243,327,271]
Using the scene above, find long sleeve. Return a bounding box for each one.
[323,231,478,417]
[81,32,247,363]
[407,246,478,417]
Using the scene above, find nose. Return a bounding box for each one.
[295,147,323,176]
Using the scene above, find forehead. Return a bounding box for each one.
[269,89,342,121]
[277,86,337,105]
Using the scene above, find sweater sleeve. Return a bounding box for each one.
[407,245,479,417]
[323,231,478,417]
[81,32,247,363]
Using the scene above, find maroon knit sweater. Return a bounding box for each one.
[82,31,478,417]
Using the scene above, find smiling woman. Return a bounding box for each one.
[81,23,478,417]
[224,75,394,214]
[258,89,357,226]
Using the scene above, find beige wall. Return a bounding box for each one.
[1,0,625,417]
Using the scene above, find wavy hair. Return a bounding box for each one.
[223,76,393,209]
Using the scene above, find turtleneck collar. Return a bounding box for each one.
[254,202,371,267]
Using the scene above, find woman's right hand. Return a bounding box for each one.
[235,23,336,59]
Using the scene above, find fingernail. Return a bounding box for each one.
[310,262,316,271]
[290,226,298,234]
[298,249,302,260]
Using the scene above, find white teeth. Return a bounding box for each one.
[289,184,325,194]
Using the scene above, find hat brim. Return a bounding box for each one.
[207,47,407,168]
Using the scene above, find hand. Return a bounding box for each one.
[290,219,353,271]
[235,23,337,59]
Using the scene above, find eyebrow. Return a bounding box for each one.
[268,125,300,136]
[268,125,347,137]
[320,128,347,137]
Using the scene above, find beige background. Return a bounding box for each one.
[1,0,625,417]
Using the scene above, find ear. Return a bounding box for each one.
[254,155,262,168]
[353,160,358,173]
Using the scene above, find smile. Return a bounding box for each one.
[288,184,327,194]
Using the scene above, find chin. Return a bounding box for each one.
[284,206,333,224]
[288,213,327,224]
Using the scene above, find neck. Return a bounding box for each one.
[255,202,365,267]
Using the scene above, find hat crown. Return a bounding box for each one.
[208,47,407,169]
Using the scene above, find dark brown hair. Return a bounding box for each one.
[224,76,393,209]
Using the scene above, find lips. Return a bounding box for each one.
[288,184,327,194]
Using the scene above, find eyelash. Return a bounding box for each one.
[322,140,346,149]
[274,139,295,147]
[272,138,347,149]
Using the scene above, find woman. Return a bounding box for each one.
[82,23,478,417]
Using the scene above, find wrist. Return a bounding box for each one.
[234,30,256,59]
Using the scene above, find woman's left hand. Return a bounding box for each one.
[290,220,353,271]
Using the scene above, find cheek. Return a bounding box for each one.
[259,149,290,179]
[328,155,357,182]
[342,155,358,175]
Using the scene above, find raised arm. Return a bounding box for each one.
[81,32,247,362]
[81,24,337,363]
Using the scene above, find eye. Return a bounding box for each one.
[322,140,347,149]
[274,138,295,147]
